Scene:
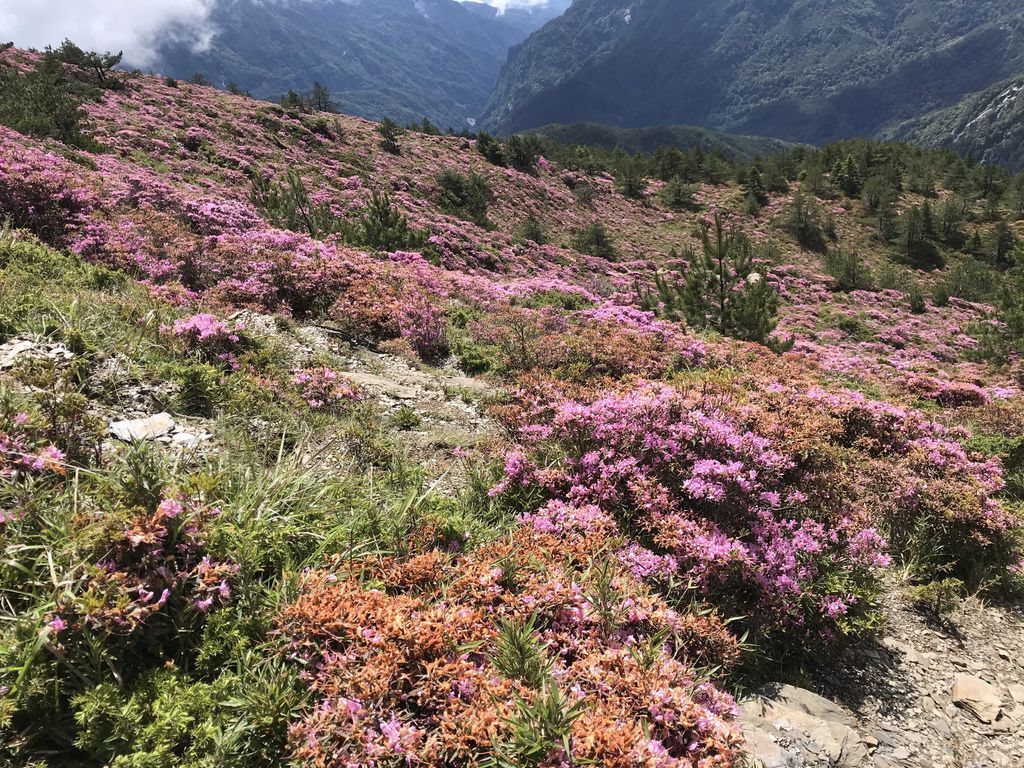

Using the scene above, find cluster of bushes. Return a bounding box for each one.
[435,168,492,227]
[249,170,427,250]
[475,131,544,173]
[0,40,124,150]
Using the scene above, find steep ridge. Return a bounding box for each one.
[884,75,1024,172]
[482,0,1024,147]
[157,0,566,129]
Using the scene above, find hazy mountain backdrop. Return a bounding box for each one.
[482,0,1024,167]
[157,0,571,129]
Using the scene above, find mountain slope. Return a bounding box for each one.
[530,121,795,160]
[482,0,1024,145]
[1,44,1023,768]
[157,0,566,128]
[883,75,1024,171]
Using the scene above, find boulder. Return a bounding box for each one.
[951,674,1001,724]
[741,685,868,768]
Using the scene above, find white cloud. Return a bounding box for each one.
[0,0,217,67]
[456,0,554,11]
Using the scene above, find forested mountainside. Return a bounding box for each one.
[482,0,1024,157]
[885,75,1024,172]
[1,43,1024,768]
[157,0,568,129]
[529,121,795,161]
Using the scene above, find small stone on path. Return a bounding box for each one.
[109,412,175,441]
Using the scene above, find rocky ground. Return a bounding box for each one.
[0,312,499,489]
[744,592,1024,767]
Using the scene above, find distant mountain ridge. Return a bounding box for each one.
[482,0,1024,158]
[157,0,569,129]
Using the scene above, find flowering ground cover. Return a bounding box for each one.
[0,47,1022,767]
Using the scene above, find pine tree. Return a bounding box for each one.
[615,159,647,199]
[250,170,336,239]
[518,215,547,245]
[311,81,337,113]
[0,55,96,150]
[785,188,827,252]
[354,191,425,251]
[47,39,123,88]
[506,134,543,173]
[377,118,403,155]
[900,206,942,269]
[659,214,787,347]
[1008,173,1024,220]
[744,166,768,210]
[939,196,967,247]
[833,155,862,197]
[988,221,1019,269]
[659,177,698,211]
[921,199,936,240]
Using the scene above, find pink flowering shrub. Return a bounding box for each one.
[281,520,744,768]
[162,313,244,369]
[0,411,66,482]
[48,495,237,644]
[291,367,362,411]
[494,380,894,644]
[0,136,98,246]
[0,408,66,529]
[398,295,449,362]
[808,387,1018,573]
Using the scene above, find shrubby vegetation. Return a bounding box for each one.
[435,169,493,227]
[1,41,1023,768]
[0,40,120,150]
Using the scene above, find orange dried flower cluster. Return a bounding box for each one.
[279,520,743,767]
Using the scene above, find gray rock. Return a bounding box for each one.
[741,725,800,768]
[771,684,857,728]
[883,637,928,666]
[0,339,36,369]
[171,431,209,450]
[990,714,1017,734]
[742,685,867,768]
[109,412,175,441]
[951,674,1002,724]
[931,716,952,738]
[343,371,421,400]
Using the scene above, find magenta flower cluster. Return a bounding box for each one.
[291,367,363,411]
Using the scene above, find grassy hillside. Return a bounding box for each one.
[1,45,1023,767]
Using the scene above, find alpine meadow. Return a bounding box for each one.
[1,2,1023,767]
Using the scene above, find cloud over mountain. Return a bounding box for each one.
[0,0,216,66]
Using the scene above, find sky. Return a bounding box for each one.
[0,0,556,66]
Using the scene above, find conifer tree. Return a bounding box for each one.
[988,221,1019,269]
[377,118,403,155]
[311,81,337,113]
[744,166,768,210]
[657,214,787,348]
[833,155,862,197]
[47,39,122,88]
[354,191,426,251]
